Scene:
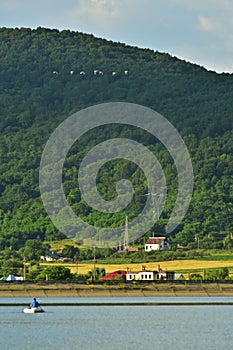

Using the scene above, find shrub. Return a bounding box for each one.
[189,273,203,281]
[205,267,229,281]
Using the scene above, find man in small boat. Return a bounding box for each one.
[30,298,39,308]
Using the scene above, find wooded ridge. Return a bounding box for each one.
[0,27,232,257]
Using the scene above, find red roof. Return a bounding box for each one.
[145,237,166,244]
[101,270,126,280]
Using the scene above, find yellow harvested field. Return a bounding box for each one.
[48,240,83,250]
[44,259,233,275]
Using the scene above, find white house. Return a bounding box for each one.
[145,237,169,252]
[40,250,61,262]
[126,269,157,281]
[126,266,174,281]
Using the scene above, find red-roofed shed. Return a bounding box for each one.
[101,270,126,280]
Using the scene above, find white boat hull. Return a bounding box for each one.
[23,307,45,313]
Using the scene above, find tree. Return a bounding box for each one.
[38,265,72,280]
[85,267,106,281]
[205,267,229,281]
[0,259,23,277]
[223,234,233,249]
[62,245,79,260]
[19,239,49,261]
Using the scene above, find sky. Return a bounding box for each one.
[0,0,233,73]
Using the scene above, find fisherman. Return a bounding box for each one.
[30,297,39,308]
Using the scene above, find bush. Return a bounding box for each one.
[189,273,203,281]
[37,265,72,280]
[205,267,229,281]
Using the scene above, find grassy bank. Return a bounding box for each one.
[1,281,233,298]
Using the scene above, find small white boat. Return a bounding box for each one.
[23,306,45,314]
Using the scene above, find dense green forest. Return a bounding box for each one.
[0,27,232,259]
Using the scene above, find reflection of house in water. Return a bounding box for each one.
[126,265,174,281]
[145,237,170,252]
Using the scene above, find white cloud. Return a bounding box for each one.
[68,0,120,26]
[197,16,214,32]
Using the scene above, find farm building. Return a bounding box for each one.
[126,266,174,281]
[101,270,126,280]
[145,237,170,252]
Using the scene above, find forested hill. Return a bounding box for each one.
[0,27,232,251]
[0,27,232,136]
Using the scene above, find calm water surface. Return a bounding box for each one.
[0,297,233,350]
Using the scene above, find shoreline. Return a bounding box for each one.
[1,282,233,298]
[2,302,233,306]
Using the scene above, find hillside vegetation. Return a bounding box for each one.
[0,27,232,257]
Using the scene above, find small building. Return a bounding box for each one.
[40,250,61,262]
[174,273,185,280]
[101,270,126,280]
[126,269,157,281]
[6,274,16,281]
[5,274,23,281]
[126,247,139,252]
[145,237,169,252]
[126,265,174,281]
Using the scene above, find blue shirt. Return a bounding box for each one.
[31,300,39,308]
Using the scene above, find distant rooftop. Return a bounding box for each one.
[145,237,167,244]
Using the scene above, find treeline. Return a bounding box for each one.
[0,27,232,253]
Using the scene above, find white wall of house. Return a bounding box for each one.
[126,271,158,281]
[126,270,175,281]
[126,272,139,281]
[145,238,170,252]
[40,255,57,262]
[138,271,156,281]
[145,243,161,251]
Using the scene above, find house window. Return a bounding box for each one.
[148,275,151,279]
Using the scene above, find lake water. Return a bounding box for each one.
[0,297,233,350]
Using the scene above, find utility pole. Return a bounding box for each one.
[123,215,129,251]
[23,257,26,281]
[145,186,165,226]
[93,248,96,282]
[195,235,200,249]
